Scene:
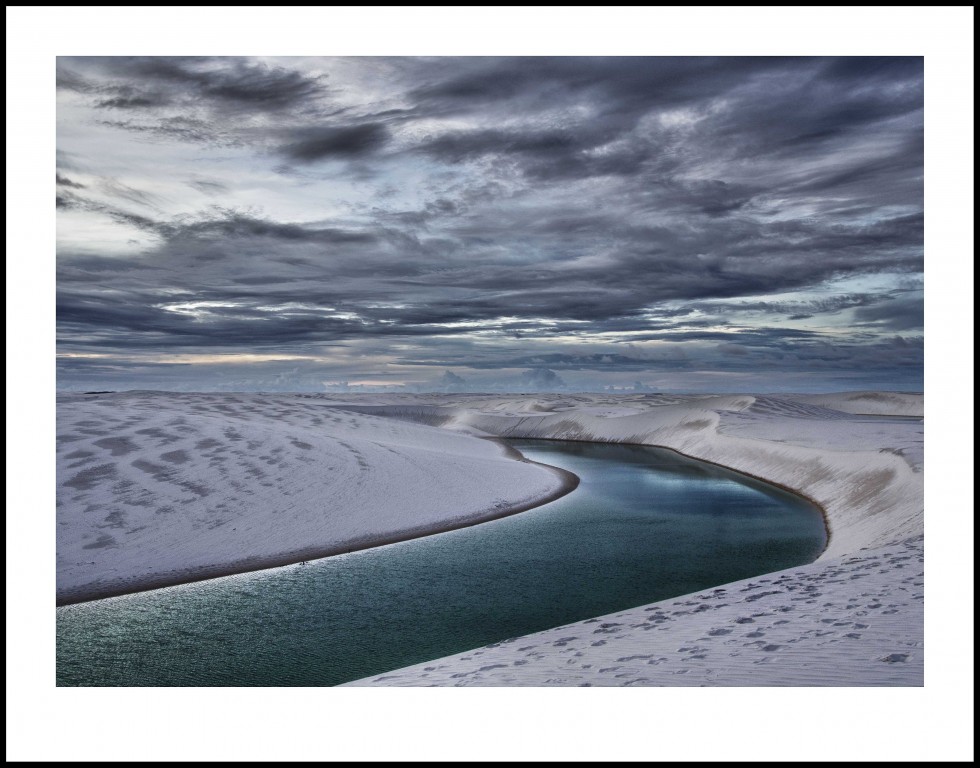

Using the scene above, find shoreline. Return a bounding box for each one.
[340,395,923,687]
[503,435,833,556]
[56,431,830,607]
[57,417,859,607]
[55,391,923,687]
[57,445,579,607]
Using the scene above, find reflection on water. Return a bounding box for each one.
[57,439,826,686]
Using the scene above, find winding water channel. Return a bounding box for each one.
[56,439,826,686]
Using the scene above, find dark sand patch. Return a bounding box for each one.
[93,437,141,456]
[131,458,169,476]
[82,533,117,550]
[63,463,117,491]
[55,449,579,606]
[64,450,95,459]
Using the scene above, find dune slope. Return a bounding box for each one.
[338,391,923,686]
[56,392,571,605]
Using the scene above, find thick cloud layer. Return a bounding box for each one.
[56,56,923,392]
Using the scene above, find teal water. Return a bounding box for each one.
[56,440,826,686]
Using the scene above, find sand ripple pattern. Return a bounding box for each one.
[56,392,567,604]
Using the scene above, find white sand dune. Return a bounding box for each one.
[56,391,573,605]
[354,539,922,687]
[338,391,923,687]
[333,392,923,559]
[57,389,923,685]
[787,390,923,417]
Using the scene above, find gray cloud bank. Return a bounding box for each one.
[56,56,922,392]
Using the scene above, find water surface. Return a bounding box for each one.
[57,440,825,686]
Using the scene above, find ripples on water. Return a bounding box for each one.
[57,440,826,686]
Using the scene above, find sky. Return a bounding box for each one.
[55,56,924,393]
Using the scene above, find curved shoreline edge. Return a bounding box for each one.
[57,391,923,686]
[338,394,922,686]
[439,401,922,563]
[653,443,834,553]
[506,436,833,555]
[56,431,825,608]
[57,442,579,608]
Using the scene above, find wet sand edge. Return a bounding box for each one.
[56,444,579,607]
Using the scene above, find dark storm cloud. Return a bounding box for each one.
[55,191,159,230]
[409,56,797,119]
[98,116,241,146]
[59,56,327,112]
[186,179,229,195]
[59,57,337,154]
[654,293,904,321]
[56,174,85,188]
[279,123,391,161]
[97,178,163,209]
[55,191,921,356]
[157,210,378,245]
[854,295,924,331]
[613,328,824,345]
[57,56,924,391]
[408,56,922,187]
[419,128,580,163]
[427,210,920,312]
[56,292,367,348]
[96,94,170,109]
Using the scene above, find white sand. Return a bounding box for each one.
[57,389,924,685]
[338,391,923,686]
[56,391,572,604]
[354,539,922,686]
